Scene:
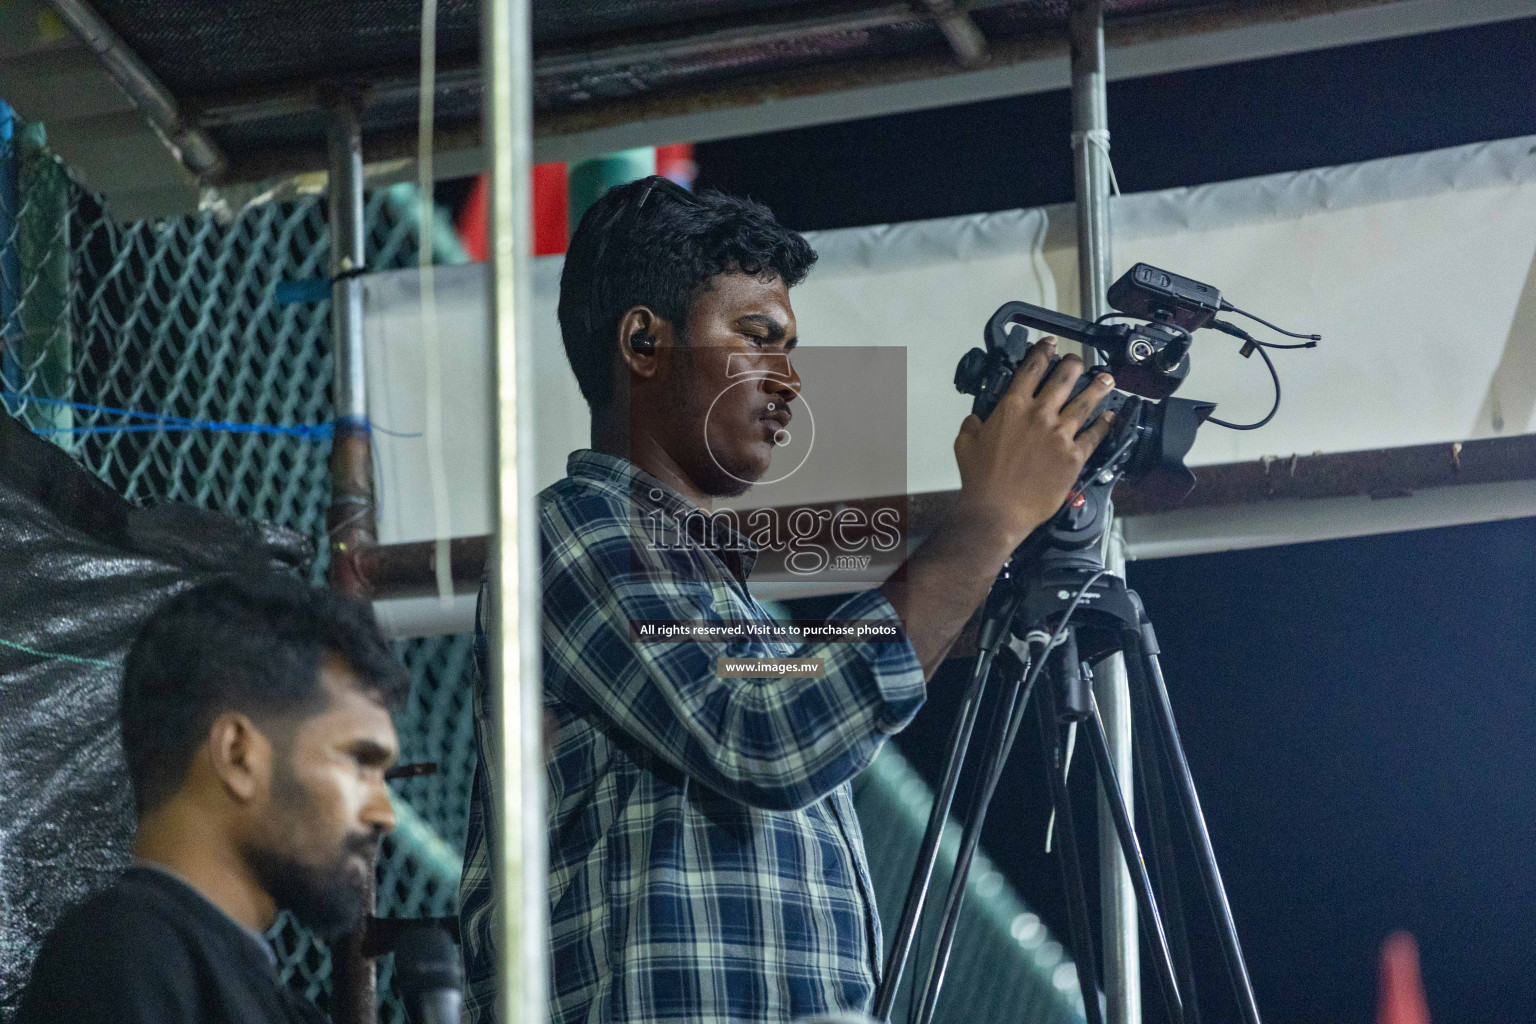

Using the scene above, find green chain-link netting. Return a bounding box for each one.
[0,114,476,1024]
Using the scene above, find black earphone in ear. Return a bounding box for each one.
[631,332,655,353]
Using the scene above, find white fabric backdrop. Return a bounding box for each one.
[365,134,1536,547]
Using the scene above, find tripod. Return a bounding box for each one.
[873,556,1263,1024]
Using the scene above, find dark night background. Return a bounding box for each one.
[695,18,1536,1024]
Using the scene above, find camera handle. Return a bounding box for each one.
[984,300,1193,401]
[986,301,1110,355]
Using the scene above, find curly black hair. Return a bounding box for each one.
[557,179,818,412]
[121,573,410,813]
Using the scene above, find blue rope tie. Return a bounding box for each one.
[1,391,421,439]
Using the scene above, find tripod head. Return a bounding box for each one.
[1003,387,1213,580]
[957,267,1324,595]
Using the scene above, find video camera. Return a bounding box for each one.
[954,263,1308,568]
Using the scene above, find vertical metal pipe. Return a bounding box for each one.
[483,3,548,1024]
[1099,527,1138,1024]
[1070,2,1139,1023]
[1070,0,1112,322]
[326,101,378,599]
[328,103,368,428]
[325,99,379,1024]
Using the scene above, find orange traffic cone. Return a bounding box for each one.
[1376,931,1430,1024]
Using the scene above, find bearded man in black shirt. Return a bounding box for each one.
[18,574,410,1024]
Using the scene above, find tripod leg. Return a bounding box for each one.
[1128,609,1264,1024]
[911,633,1043,1024]
[1038,675,1103,1024]
[1082,699,1185,1024]
[1129,656,1201,1024]
[874,638,1004,1019]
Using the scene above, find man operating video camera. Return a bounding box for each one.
[18,574,408,1024]
[459,177,1115,1024]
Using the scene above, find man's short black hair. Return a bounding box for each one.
[121,573,410,814]
[558,178,818,412]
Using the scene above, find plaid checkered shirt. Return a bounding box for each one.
[459,450,927,1024]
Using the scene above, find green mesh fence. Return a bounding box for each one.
[0,114,474,1024]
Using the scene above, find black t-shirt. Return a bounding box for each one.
[17,865,328,1024]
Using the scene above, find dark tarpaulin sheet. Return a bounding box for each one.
[0,408,309,1018]
[92,0,811,97]
[93,0,1234,102]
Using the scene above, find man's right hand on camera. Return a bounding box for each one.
[951,336,1116,552]
[880,337,1114,679]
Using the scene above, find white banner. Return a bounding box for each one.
[364,134,1536,547]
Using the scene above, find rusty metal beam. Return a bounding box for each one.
[190,0,998,132]
[365,435,1536,600]
[915,0,990,68]
[324,100,380,1024]
[373,535,488,597]
[44,0,226,179]
[1114,433,1536,516]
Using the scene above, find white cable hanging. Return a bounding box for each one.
[418,0,454,602]
[1020,629,1080,854]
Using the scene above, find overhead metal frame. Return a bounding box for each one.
[189,0,999,132]
[219,0,1536,185]
[520,0,1536,165]
[13,0,1536,214]
[41,0,224,178]
[0,0,200,218]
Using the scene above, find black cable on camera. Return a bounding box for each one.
[1219,300,1322,341]
[1204,319,1285,431]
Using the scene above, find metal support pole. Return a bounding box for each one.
[1100,527,1138,1024]
[325,99,379,1024]
[326,102,377,598]
[1069,2,1139,1023]
[484,3,548,1024]
[1070,0,1112,320]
